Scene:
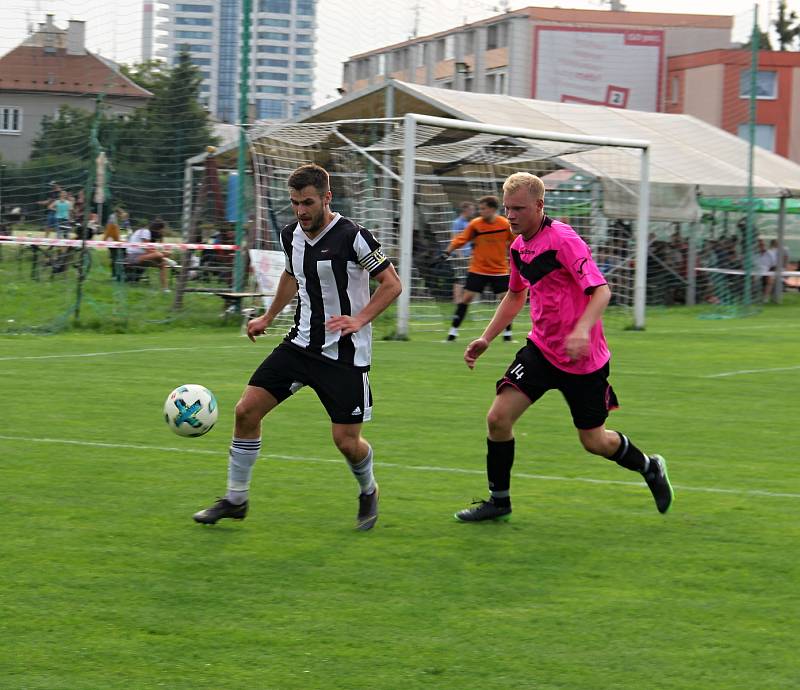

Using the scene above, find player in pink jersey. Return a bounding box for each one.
[455,172,673,522]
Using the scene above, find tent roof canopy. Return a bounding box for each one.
[301,80,800,205]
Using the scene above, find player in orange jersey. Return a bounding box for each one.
[441,195,515,341]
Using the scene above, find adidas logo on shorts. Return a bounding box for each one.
[351,406,361,416]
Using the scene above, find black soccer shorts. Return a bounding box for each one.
[465,272,510,295]
[249,344,373,424]
[496,340,619,430]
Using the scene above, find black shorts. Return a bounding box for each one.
[249,344,373,424]
[465,272,509,295]
[497,340,619,430]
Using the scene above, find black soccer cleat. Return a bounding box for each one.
[193,497,248,524]
[356,484,380,531]
[644,454,674,514]
[455,497,512,522]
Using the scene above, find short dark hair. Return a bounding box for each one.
[478,195,500,209]
[288,164,330,196]
[149,219,165,239]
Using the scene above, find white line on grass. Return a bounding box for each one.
[0,345,243,362]
[2,434,798,500]
[705,364,800,378]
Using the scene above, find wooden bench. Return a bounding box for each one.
[182,288,265,317]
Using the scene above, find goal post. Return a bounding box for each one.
[397,113,651,338]
[245,115,653,341]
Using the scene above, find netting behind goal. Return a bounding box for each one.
[247,116,649,340]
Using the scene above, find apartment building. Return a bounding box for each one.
[667,49,800,163]
[341,6,733,113]
[155,0,316,122]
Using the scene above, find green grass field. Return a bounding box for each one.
[1,301,799,689]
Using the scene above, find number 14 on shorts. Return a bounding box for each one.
[509,363,524,380]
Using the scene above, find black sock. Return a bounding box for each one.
[487,438,514,506]
[452,302,468,328]
[608,432,649,473]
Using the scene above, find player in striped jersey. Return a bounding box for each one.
[193,164,402,531]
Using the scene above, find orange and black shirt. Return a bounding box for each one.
[448,215,513,275]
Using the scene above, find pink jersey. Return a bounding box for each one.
[508,216,610,374]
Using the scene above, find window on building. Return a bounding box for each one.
[295,60,312,68]
[464,77,473,92]
[296,20,313,28]
[463,30,475,55]
[175,3,213,11]
[739,70,778,99]
[486,71,507,94]
[296,0,315,15]
[257,99,286,119]
[258,17,290,27]
[182,43,212,52]
[292,102,312,117]
[176,16,212,25]
[670,76,679,103]
[258,31,289,40]
[176,30,212,39]
[258,45,290,54]
[444,35,455,60]
[294,74,312,82]
[257,71,289,80]
[293,87,311,95]
[0,106,21,134]
[256,85,288,93]
[295,47,312,55]
[295,33,312,42]
[486,22,508,50]
[199,83,210,92]
[737,123,776,151]
[355,59,369,80]
[435,38,446,62]
[190,57,212,65]
[259,0,290,12]
[257,58,288,67]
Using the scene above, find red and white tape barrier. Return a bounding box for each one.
[0,235,239,251]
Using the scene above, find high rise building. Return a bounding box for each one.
[154,0,316,122]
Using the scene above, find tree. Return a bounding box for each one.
[773,0,800,51]
[117,51,217,222]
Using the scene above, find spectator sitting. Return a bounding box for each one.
[126,220,177,292]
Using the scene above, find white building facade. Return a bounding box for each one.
[155,0,316,122]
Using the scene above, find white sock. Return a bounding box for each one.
[349,445,376,495]
[225,437,261,505]
[448,326,459,337]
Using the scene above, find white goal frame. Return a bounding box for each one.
[396,113,652,337]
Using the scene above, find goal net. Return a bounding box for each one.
[247,114,651,340]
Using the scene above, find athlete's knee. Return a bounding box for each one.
[486,407,514,439]
[332,427,361,459]
[578,428,614,456]
[234,395,265,430]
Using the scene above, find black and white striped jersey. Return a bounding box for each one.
[280,212,391,369]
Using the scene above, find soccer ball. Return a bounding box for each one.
[164,384,218,437]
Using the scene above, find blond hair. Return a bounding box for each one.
[503,172,545,201]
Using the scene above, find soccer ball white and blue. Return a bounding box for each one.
[164,384,218,437]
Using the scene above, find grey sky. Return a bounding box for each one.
[0,0,794,107]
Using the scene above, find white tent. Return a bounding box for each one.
[303,80,800,222]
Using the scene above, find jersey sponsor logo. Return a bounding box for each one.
[573,257,588,276]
